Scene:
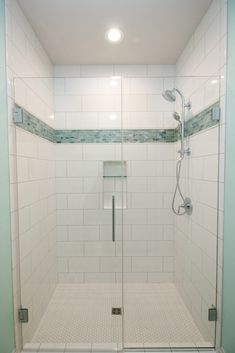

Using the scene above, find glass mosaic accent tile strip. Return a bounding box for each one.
[14,101,220,144]
[14,106,55,143]
[54,128,177,143]
[185,101,220,137]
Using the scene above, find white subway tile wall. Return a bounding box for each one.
[4,0,227,349]
[56,143,175,283]
[53,71,178,130]
[53,65,177,284]
[5,0,56,347]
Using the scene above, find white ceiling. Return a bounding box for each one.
[17,0,212,65]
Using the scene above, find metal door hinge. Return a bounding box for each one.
[208,307,217,321]
[13,106,23,123]
[18,308,28,323]
[211,106,220,122]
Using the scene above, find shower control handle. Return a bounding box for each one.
[178,197,193,216]
[112,195,115,242]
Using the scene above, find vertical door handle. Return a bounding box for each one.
[112,195,115,242]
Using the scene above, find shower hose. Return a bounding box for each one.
[172,156,186,216]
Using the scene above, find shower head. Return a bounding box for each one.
[173,112,181,122]
[162,89,176,102]
[162,88,192,110]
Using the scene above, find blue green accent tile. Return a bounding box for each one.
[14,106,55,142]
[54,129,178,143]
[14,101,220,144]
[185,101,220,137]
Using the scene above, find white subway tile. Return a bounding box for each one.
[127,177,147,192]
[54,95,82,111]
[131,193,163,209]
[68,193,99,209]
[65,78,98,95]
[67,161,99,177]
[56,161,67,177]
[54,65,81,77]
[53,78,65,94]
[98,112,122,129]
[66,112,99,130]
[115,65,147,77]
[83,177,102,193]
[148,177,174,192]
[128,112,163,129]
[148,209,173,225]
[123,94,147,111]
[131,161,163,177]
[58,273,84,283]
[147,241,174,256]
[129,78,163,94]
[57,258,68,272]
[57,242,83,257]
[84,210,111,225]
[100,257,130,272]
[132,225,163,241]
[80,65,114,77]
[132,257,162,272]
[56,144,83,160]
[148,65,175,77]
[69,257,100,272]
[57,210,83,225]
[84,241,115,256]
[56,178,83,193]
[123,144,147,160]
[68,225,99,241]
[57,194,68,209]
[84,273,116,282]
[123,209,147,225]
[83,144,115,160]
[82,95,121,112]
[148,94,173,112]
[148,273,174,282]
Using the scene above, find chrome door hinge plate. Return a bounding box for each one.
[208,307,217,321]
[18,308,28,323]
[13,106,23,123]
[211,106,220,122]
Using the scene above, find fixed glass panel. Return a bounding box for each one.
[122,75,221,350]
[14,76,124,350]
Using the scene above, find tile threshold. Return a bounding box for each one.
[22,343,217,353]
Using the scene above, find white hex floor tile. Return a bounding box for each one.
[26,283,210,349]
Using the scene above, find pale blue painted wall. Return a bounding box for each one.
[222,0,235,352]
[0,0,15,353]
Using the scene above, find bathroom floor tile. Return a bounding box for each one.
[30,283,204,346]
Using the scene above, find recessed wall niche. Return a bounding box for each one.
[103,161,127,209]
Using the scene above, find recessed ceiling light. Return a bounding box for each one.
[105,28,124,43]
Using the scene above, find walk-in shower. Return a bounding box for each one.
[162,88,193,216]
[13,74,220,352]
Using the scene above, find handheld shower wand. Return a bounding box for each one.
[162,88,192,216]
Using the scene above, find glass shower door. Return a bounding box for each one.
[14,76,124,350]
[121,75,220,350]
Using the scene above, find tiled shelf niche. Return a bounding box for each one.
[103,161,127,209]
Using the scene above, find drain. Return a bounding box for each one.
[112,307,122,315]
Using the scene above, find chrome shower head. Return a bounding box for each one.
[173,112,181,122]
[162,89,176,102]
